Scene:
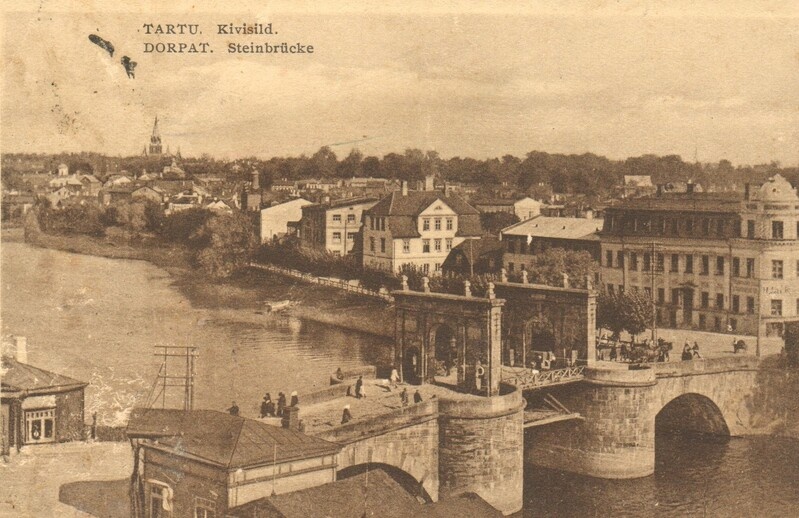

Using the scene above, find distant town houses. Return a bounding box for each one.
[361,182,482,274]
[472,196,542,221]
[299,196,378,256]
[441,236,504,276]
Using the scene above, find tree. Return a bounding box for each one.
[597,290,654,340]
[195,212,258,277]
[480,211,519,236]
[524,248,598,289]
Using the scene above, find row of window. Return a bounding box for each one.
[421,217,454,232]
[368,238,454,254]
[608,284,796,317]
[331,231,357,244]
[606,215,796,240]
[332,213,358,224]
[605,251,797,280]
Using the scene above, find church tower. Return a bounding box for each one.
[148,116,163,155]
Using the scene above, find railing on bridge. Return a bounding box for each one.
[502,365,585,390]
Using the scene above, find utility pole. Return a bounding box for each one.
[650,241,657,345]
[152,346,198,411]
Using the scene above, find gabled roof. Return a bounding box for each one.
[502,215,604,240]
[127,408,339,469]
[366,190,479,217]
[1,357,87,396]
[365,191,482,238]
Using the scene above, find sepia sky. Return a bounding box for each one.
[1,1,798,165]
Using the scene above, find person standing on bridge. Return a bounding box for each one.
[290,391,299,407]
[355,375,364,399]
[277,392,287,416]
[228,401,239,416]
[692,342,703,359]
[341,404,353,424]
[400,388,409,406]
[390,367,400,389]
[414,389,423,404]
[681,342,693,361]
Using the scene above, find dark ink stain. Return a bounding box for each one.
[88,34,115,57]
[121,56,137,79]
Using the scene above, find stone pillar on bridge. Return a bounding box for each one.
[438,386,525,515]
[526,366,657,479]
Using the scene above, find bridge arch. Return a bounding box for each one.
[337,462,433,502]
[655,393,730,437]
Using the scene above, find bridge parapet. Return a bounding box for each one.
[652,356,760,378]
[583,365,656,387]
[315,399,438,445]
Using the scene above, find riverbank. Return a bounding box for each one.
[13,223,394,338]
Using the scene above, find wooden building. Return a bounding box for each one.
[1,337,87,455]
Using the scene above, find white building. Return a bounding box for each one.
[361,185,482,274]
[260,198,313,243]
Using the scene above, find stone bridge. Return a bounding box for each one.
[525,355,762,479]
[312,386,525,516]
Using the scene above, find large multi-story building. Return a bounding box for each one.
[298,197,377,255]
[600,175,799,337]
[361,184,482,274]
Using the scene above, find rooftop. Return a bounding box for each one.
[502,215,604,240]
[0,357,87,396]
[126,408,339,469]
[606,192,743,213]
[367,190,479,217]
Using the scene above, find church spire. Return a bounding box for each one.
[148,115,162,155]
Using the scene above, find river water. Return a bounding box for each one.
[3,241,798,516]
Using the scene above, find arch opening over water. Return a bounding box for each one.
[337,463,433,503]
[656,393,730,438]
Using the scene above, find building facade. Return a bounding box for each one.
[472,197,542,221]
[501,215,604,273]
[1,336,87,455]
[260,198,313,243]
[298,197,377,255]
[600,175,799,336]
[361,187,482,274]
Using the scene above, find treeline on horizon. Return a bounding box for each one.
[4,148,797,198]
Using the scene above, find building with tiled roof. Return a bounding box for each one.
[127,408,340,517]
[601,174,799,337]
[500,215,604,273]
[362,185,482,274]
[1,336,88,454]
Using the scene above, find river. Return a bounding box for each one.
[3,241,798,517]
[1,241,393,424]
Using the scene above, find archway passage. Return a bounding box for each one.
[337,463,433,503]
[403,346,422,385]
[432,324,456,377]
[656,393,730,437]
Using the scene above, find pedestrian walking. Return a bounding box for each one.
[277,392,287,417]
[290,391,299,407]
[260,393,273,418]
[390,367,400,388]
[400,387,409,407]
[413,389,422,404]
[355,376,364,399]
[228,401,239,416]
[341,404,353,424]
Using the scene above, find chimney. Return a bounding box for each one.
[13,336,27,363]
[687,181,695,194]
[401,181,408,196]
[251,170,260,191]
[744,183,751,200]
[322,195,331,204]
[656,184,663,196]
[424,174,435,191]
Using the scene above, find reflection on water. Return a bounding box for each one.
[1,242,392,424]
[524,433,799,517]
